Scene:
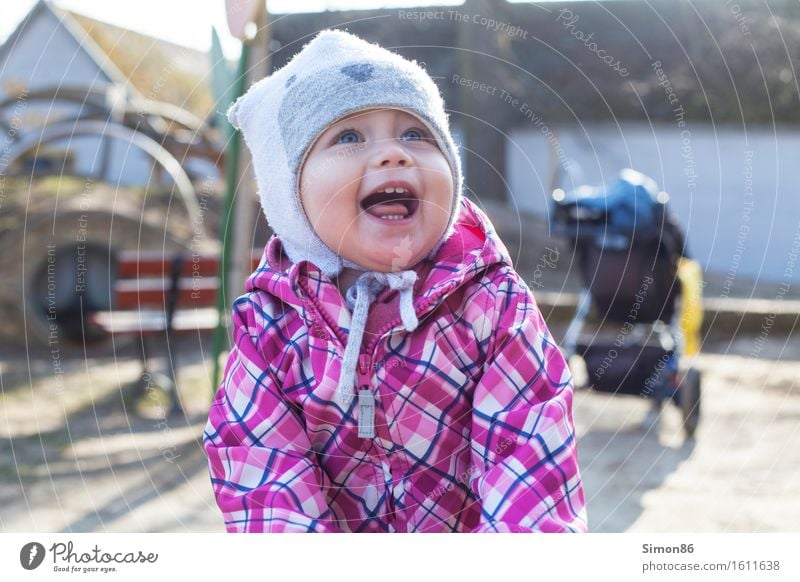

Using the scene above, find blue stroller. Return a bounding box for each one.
[551,169,702,438]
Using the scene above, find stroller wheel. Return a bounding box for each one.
[679,367,701,438]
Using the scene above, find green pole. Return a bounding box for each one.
[211,41,251,394]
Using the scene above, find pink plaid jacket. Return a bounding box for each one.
[204,197,587,532]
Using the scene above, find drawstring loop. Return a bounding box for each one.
[336,271,418,407]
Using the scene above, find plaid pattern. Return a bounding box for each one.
[204,198,587,533]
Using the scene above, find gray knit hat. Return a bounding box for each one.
[227,29,463,277]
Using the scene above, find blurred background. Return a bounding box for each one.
[1,0,798,533]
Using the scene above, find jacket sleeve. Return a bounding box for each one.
[469,270,587,533]
[203,295,340,532]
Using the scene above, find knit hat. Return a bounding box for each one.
[228,30,463,436]
[227,29,462,276]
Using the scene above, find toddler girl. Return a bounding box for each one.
[204,29,587,533]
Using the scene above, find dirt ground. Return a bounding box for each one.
[1,331,798,533]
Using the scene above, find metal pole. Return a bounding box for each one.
[230,4,271,311]
[211,41,250,393]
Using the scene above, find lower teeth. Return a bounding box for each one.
[381,215,405,220]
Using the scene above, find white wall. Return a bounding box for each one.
[506,121,800,285]
[0,9,107,97]
[1,8,154,187]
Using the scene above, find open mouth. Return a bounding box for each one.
[360,186,420,221]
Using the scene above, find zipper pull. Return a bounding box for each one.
[358,388,375,439]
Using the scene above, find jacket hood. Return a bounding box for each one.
[245,197,512,324]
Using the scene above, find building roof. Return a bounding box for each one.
[63,9,215,120]
[0,1,215,120]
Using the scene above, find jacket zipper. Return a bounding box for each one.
[355,351,398,524]
[356,354,375,439]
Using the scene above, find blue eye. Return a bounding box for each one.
[336,130,361,144]
[401,129,425,141]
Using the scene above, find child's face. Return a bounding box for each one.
[299,108,454,272]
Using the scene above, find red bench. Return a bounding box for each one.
[89,250,261,414]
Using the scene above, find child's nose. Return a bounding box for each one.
[372,140,412,168]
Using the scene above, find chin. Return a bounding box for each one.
[366,248,431,272]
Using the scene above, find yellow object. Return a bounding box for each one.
[677,258,703,356]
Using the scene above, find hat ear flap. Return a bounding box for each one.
[226,97,243,130]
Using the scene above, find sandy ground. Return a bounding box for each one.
[1,332,799,533]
